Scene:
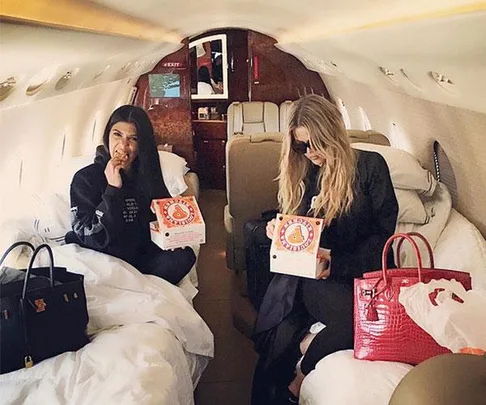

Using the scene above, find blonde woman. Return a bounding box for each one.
[251,95,398,404]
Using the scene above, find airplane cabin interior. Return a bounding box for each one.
[0,1,485,404]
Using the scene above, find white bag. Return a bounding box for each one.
[399,279,486,353]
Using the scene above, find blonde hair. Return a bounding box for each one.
[278,95,356,225]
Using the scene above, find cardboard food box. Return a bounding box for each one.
[270,214,329,279]
[150,196,206,250]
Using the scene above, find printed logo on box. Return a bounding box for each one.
[150,196,206,250]
[279,217,315,252]
[152,197,203,229]
[271,214,325,279]
[162,199,196,226]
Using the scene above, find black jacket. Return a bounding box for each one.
[254,150,398,336]
[65,147,155,266]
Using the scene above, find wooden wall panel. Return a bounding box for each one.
[135,42,195,169]
[248,30,330,105]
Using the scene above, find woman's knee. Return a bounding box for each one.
[176,246,196,270]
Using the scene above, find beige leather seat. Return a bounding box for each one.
[227,101,279,140]
[347,129,390,146]
[280,100,390,147]
[224,132,283,272]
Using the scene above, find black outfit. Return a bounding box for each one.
[251,150,399,405]
[65,147,195,285]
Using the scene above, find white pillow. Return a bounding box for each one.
[352,143,437,196]
[50,154,96,198]
[158,151,189,197]
[0,191,71,248]
[395,189,429,224]
[31,192,71,245]
[434,209,486,289]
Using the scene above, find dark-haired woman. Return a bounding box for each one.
[65,105,195,284]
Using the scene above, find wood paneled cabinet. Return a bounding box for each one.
[193,120,227,190]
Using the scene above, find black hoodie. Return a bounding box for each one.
[65,146,155,265]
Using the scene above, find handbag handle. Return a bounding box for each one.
[382,233,424,283]
[22,244,55,298]
[0,241,36,270]
[396,232,434,268]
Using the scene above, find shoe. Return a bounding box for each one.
[287,390,299,404]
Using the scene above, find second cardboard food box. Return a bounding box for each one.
[150,196,206,250]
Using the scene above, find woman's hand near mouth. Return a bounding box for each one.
[105,151,126,188]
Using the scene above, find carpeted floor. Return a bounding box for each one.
[194,189,258,405]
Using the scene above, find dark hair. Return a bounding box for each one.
[102,105,170,200]
[198,66,211,85]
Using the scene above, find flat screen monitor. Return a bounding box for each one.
[148,73,181,98]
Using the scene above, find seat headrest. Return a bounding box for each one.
[347,129,390,146]
[249,132,284,143]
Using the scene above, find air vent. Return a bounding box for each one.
[0,77,16,101]
[379,67,399,86]
[429,71,455,93]
[55,70,74,91]
[94,65,110,80]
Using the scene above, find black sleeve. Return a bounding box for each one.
[329,153,398,279]
[70,169,126,250]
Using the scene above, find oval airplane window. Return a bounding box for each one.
[0,76,16,101]
[358,107,372,130]
[336,98,351,129]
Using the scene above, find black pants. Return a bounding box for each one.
[136,242,196,285]
[300,279,354,374]
[251,279,354,404]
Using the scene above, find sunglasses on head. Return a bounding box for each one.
[291,138,311,154]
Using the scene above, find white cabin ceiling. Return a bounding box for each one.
[91,0,482,40]
[0,0,485,113]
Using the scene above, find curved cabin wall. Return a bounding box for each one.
[324,74,486,237]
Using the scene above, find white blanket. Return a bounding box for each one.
[0,244,214,405]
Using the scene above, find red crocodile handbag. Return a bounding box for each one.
[354,232,472,365]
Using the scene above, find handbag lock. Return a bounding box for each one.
[361,288,375,298]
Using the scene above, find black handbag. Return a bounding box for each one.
[0,242,89,374]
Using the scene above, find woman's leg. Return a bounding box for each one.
[252,304,312,405]
[300,280,354,374]
[137,243,196,285]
